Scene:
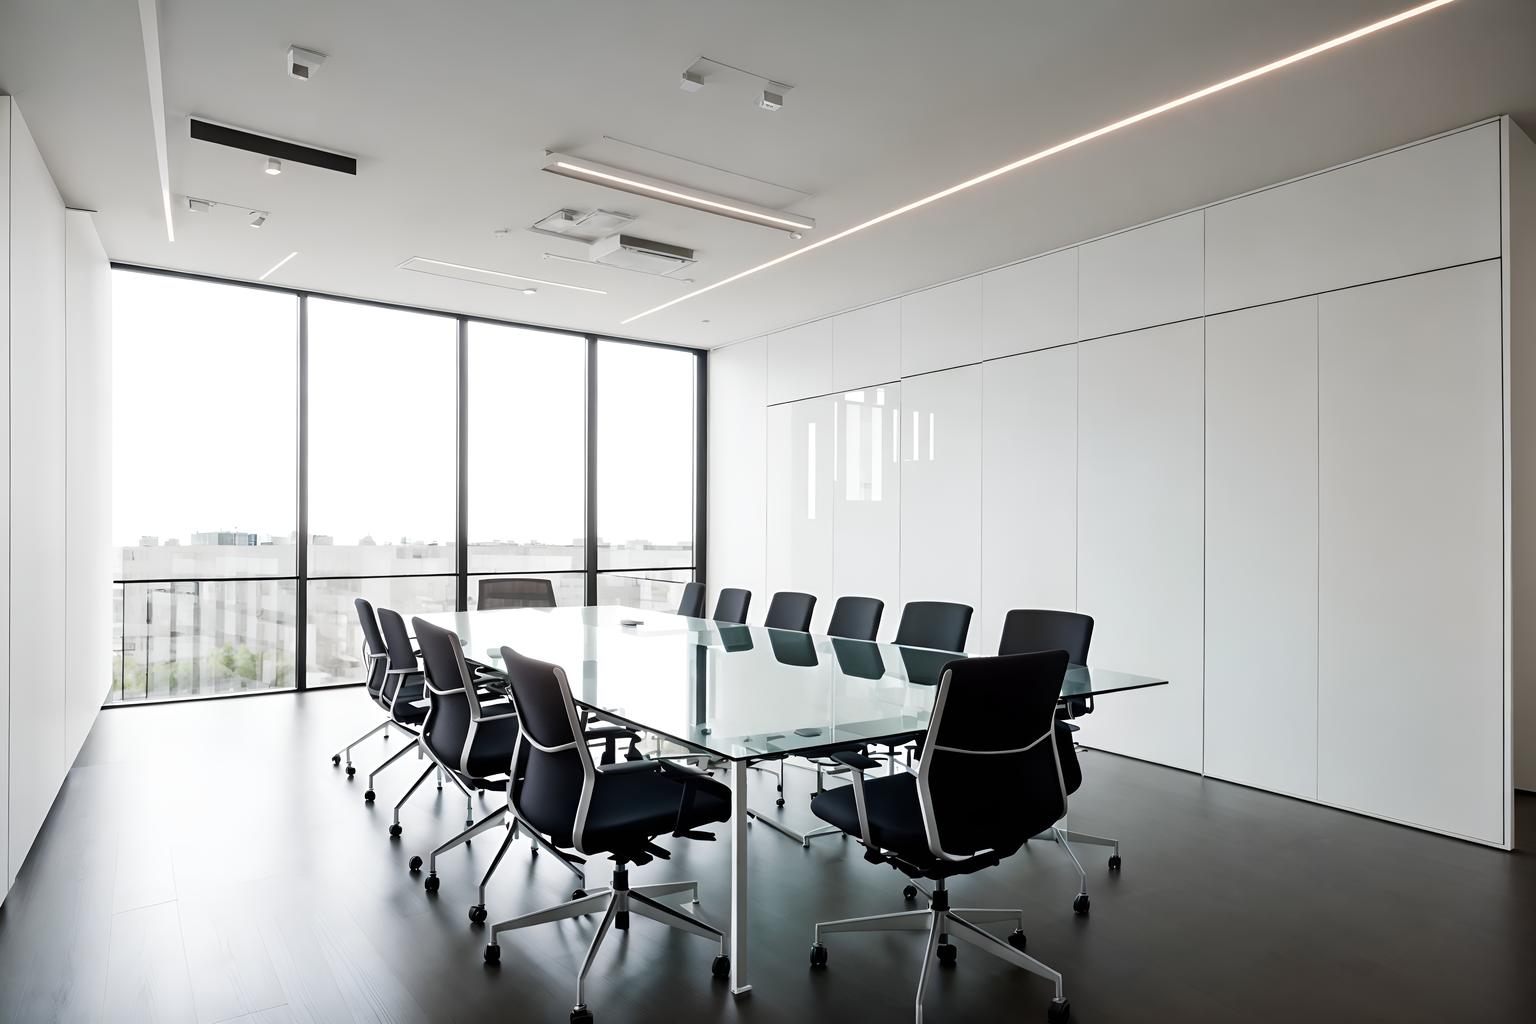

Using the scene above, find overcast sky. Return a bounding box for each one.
[111,271,696,550]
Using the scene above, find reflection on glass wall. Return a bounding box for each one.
[305,576,455,688]
[596,570,691,612]
[112,580,297,702]
[307,298,457,576]
[467,322,586,574]
[596,341,695,570]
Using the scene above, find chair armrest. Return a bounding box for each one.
[584,725,640,741]
[827,750,881,772]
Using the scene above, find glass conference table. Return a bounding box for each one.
[413,604,1167,996]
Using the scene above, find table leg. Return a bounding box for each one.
[729,759,752,997]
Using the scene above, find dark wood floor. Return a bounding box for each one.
[1,688,1533,1023]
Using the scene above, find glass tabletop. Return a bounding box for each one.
[412,606,1167,762]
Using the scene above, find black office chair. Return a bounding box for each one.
[827,595,884,641]
[361,607,447,805]
[483,644,734,1023]
[329,598,395,778]
[806,651,1073,1024]
[999,609,1120,883]
[677,580,706,618]
[712,587,751,623]
[893,600,973,652]
[764,590,817,631]
[478,576,557,609]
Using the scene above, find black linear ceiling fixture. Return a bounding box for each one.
[189,118,358,175]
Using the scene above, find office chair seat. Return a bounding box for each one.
[575,761,732,855]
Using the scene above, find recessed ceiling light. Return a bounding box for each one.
[186,197,213,214]
[621,0,1459,324]
[544,153,813,234]
[259,250,298,280]
[265,157,282,175]
[521,287,538,295]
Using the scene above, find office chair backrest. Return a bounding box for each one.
[499,644,594,851]
[478,576,557,610]
[918,650,1070,859]
[827,595,884,641]
[712,587,751,624]
[677,581,706,618]
[374,607,421,708]
[413,617,492,778]
[998,609,1093,663]
[894,600,973,652]
[355,598,389,698]
[764,591,816,631]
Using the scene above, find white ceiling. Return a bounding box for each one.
[2,0,1534,349]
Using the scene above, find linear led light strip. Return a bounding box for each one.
[622,0,1458,324]
[545,155,815,233]
[259,251,299,281]
[407,257,608,295]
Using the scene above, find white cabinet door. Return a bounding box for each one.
[1077,319,1204,772]
[1206,123,1500,315]
[766,319,833,405]
[765,397,836,625]
[981,248,1077,360]
[901,277,982,378]
[900,365,983,652]
[980,346,1077,654]
[708,338,767,606]
[833,384,902,640]
[832,299,901,392]
[0,99,10,892]
[1077,211,1203,342]
[1204,297,1319,800]
[1317,260,1503,844]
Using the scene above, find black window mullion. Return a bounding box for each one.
[456,318,470,611]
[295,294,310,689]
[585,335,599,606]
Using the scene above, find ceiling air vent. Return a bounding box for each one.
[589,233,696,275]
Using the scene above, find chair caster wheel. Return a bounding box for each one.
[332,755,341,766]
[468,904,487,924]
[1073,893,1090,915]
[1108,854,1122,871]
[346,766,356,778]
[809,943,827,969]
[570,1007,593,1024]
[572,889,587,900]
[936,942,957,968]
[1008,929,1027,952]
[388,824,402,838]
[364,790,375,803]
[424,874,440,894]
[408,856,422,873]
[712,954,730,978]
[902,884,918,902]
[1048,997,1071,1023]
[483,944,501,966]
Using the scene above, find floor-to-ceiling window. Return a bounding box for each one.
[108,268,703,704]
[111,272,299,701]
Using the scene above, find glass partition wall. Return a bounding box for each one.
[109,268,703,704]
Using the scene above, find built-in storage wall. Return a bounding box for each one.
[2,98,113,902]
[710,116,1534,848]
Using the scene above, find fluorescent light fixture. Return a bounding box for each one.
[259,250,298,280]
[265,157,282,175]
[544,153,814,234]
[400,257,608,295]
[622,0,1458,324]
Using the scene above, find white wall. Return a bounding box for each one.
[2,99,113,901]
[1510,117,1536,796]
[0,98,11,893]
[708,337,767,615]
[712,117,1525,847]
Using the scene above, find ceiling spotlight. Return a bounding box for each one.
[789,231,803,240]
[186,197,213,214]
[265,157,282,175]
[680,70,705,92]
[757,89,784,112]
[521,287,538,295]
[249,212,267,228]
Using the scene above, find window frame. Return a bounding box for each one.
[107,263,707,703]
